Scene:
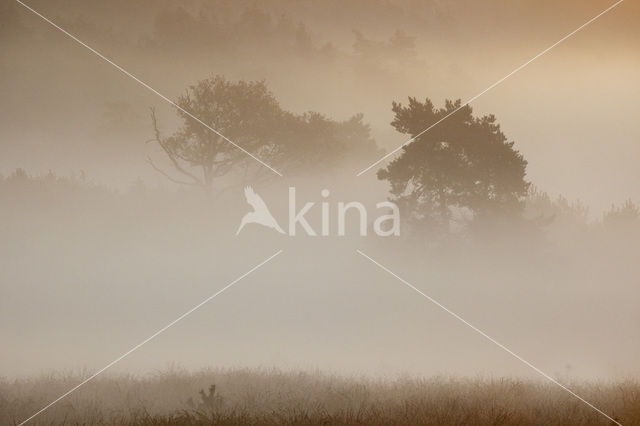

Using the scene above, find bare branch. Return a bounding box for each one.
[146,157,200,186]
[149,108,203,185]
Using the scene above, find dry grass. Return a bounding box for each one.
[1,368,638,425]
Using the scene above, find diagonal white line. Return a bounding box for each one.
[356,249,622,425]
[356,0,624,176]
[14,0,283,177]
[17,249,283,426]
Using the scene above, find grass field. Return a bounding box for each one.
[1,368,638,425]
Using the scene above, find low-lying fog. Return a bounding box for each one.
[1,0,638,382]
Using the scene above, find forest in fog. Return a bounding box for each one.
[1,0,639,424]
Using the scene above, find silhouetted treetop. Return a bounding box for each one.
[150,75,381,193]
[378,98,529,235]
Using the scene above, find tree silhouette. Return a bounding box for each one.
[603,199,640,232]
[149,76,288,192]
[150,75,380,192]
[378,98,529,235]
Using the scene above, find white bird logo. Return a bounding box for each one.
[236,186,285,235]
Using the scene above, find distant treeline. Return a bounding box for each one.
[2,168,638,240]
[2,0,419,68]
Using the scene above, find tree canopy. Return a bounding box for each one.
[378,98,529,235]
[150,75,381,192]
